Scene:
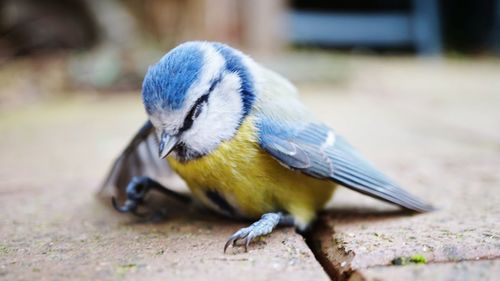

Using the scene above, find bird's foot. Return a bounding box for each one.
[111,176,190,219]
[224,212,293,253]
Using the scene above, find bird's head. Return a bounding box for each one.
[142,42,256,161]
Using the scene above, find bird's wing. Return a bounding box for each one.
[257,121,433,212]
[98,120,186,200]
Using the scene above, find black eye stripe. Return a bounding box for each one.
[179,76,222,132]
[189,94,209,120]
[180,94,207,132]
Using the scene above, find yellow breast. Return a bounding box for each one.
[167,118,336,227]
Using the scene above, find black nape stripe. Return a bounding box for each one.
[205,190,235,215]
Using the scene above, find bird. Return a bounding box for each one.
[102,41,434,253]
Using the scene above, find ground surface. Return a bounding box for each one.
[1,56,499,280]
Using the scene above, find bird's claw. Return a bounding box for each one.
[111,197,149,217]
[224,226,258,253]
[111,176,192,219]
[111,176,156,218]
[223,213,286,253]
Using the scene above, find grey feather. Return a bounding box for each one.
[98,121,186,201]
[260,136,310,169]
[259,122,434,212]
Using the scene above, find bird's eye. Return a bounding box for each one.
[180,93,209,132]
[192,103,203,120]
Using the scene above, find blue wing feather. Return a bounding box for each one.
[257,120,434,212]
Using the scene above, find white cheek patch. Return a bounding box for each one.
[181,72,244,154]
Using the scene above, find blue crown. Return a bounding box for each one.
[142,42,255,116]
[142,42,204,114]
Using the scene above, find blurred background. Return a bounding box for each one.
[0,0,499,108]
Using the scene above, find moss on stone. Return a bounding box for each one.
[391,254,427,266]
[0,244,10,255]
[409,255,428,264]
[115,264,138,278]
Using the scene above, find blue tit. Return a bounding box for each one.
[104,41,433,252]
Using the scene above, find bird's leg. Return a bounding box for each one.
[112,176,191,218]
[224,212,294,253]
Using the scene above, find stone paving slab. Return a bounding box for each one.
[303,58,500,280]
[0,97,329,281]
[2,57,500,281]
[349,259,500,281]
[2,194,327,281]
